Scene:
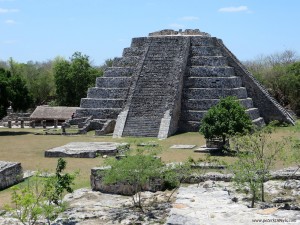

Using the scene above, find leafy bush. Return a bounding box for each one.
[5,158,77,225]
[199,96,253,145]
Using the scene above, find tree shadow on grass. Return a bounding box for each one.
[0,131,32,136]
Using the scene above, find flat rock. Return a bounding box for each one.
[194,145,220,153]
[45,142,129,158]
[166,184,300,225]
[170,145,196,149]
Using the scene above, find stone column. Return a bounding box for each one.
[62,125,66,134]
[8,120,12,128]
[54,120,58,128]
[20,119,24,128]
[42,120,46,129]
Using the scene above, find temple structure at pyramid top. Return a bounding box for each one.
[69,29,295,139]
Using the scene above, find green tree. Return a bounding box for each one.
[0,67,32,118]
[54,52,102,106]
[199,96,253,146]
[230,125,287,207]
[245,51,300,116]
[0,68,11,118]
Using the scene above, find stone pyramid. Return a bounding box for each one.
[72,29,295,138]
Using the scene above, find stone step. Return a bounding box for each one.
[183,87,248,99]
[184,77,242,88]
[252,117,265,127]
[112,56,140,67]
[75,108,122,119]
[182,98,254,110]
[182,107,261,122]
[87,88,129,99]
[104,67,134,77]
[122,117,160,137]
[190,46,222,56]
[189,56,228,67]
[96,77,131,88]
[246,108,261,120]
[190,37,215,46]
[130,37,149,48]
[80,98,125,109]
[188,66,235,77]
[122,47,144,57]
[179,116,265,132]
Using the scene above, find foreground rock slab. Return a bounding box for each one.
[166,184,300,225]
[45,142,129,158]
[0,161,23,190]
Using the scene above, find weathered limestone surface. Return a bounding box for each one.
[0,161,23,190]
[72,29,295,137]
[45,142,129,158]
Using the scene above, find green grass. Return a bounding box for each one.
[0,122,299,208]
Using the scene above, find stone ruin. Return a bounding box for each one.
[69,29,295,138]
[0,161,23,190]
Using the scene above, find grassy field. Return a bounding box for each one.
[0,122,299,208]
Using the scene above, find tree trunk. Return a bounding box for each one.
[261,180,265,202]
[251,191,256,208]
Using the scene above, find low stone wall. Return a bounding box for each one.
[91,166,300,195]
[90,167,166,196]
[0,161,23,190]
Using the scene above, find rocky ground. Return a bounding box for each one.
[1,177,299,224]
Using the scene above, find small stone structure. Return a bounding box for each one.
[30,106,79,127]
[90,167,166,195]
[70,29,295,138]
[45,142,129,158]
[0,161,23,190]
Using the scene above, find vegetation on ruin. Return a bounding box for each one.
[229,124,289,208]
[5,158,76,225]
[199,96,253,145]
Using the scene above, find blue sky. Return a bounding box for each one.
[0,0,299,65]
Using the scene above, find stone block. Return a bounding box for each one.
[0,161,23,190]
[188,66,234,77]
[95,77,131,88]
[45,142,129,158]
[75,108,121,119]
[184,77,242,88]
[80,98,125,109]
[170,145,196,149]
[183,87,248,99]
[190,56,228,67]
[87,87,128,99]
[104,67,134,77]
[112,56,140,67]
[190,46,222,56]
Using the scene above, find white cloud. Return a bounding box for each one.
[2,40,16,44]
[169,23,184,29]
[180,16,199,21]
[5,19,16,24]
[0,8,19,13]
[218,6,249,13]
